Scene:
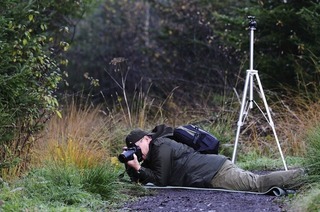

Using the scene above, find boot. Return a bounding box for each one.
[256,168,305,192]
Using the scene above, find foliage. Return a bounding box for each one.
[0,96,156,210]
[0,163,122,211]
[0,0,98,177]
[64,0,320,110]
[303,124,320,183]
[213,0,320,92]
[289,184,320,212]
[64,0,243,107]
[31,96,115,168]
[1,89,320,210]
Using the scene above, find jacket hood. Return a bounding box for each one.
[143,124,173,161]
[150,124,174,140]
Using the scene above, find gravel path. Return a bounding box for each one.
[118,188,288,212]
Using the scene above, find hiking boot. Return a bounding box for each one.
[256,168,305,192]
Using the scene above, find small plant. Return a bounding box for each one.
[303,124,320,183]
[82,164,119,199]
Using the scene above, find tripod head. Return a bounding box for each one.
[247,16,256,72]
[248,16,257,30]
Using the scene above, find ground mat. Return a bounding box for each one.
[143,183,295,197]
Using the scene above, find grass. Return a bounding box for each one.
[0,161,151,211]
[289,184,320,212]
[0,89,320,210]
[287,123,320,212]
[303,124,320,182]
[0,94,157,211]
[0,164,118,211]
[237,154,304,171]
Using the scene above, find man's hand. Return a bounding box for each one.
[126,154,141,172]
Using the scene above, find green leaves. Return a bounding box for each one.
[213,0,320,91]
[0,0,97,175]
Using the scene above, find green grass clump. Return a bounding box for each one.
[303,124,320,183]
[288,124,320,211]
[0,163,123,211]
[82,164,120,199]
[289,184,320,212]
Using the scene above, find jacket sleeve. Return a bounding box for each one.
[138,142,173,186]
[125,164,140,183]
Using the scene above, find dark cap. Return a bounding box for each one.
[125,129,151,147]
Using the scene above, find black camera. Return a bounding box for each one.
[248,16,257,29]
[118,146,143,163]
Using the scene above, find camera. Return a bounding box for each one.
[118,146,143,163]
[248,16,257,29]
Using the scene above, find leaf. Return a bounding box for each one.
[55,110,62,119]
[40,24,47,31]
[28,14,34,22]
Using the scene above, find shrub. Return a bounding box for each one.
[0,0,98,177]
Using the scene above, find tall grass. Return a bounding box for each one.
[303,124,320,182]
[31,97,113,168]
[274,95,320,156]
[1,83,320,210]
[0,96,149,210]
[231,92,320,159]
[289,123,320,211]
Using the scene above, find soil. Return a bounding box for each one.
[118,188,289,212]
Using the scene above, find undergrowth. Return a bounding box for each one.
[0,90,320,210]
[0,162,148,211]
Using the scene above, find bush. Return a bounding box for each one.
[0,0,98,177]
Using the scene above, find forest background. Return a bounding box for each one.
[0,0,320,211]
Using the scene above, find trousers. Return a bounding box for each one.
[211,159,303,192]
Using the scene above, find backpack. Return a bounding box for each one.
[172,124,220,154]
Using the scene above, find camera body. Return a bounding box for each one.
[118,146,143,163]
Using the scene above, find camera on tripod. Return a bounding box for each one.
[118,146,143,163]
[248,16,257,29]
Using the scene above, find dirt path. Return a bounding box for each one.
[118,188,288,211]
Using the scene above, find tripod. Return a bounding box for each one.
[231,16,288,171]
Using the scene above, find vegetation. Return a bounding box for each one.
[0,99,151,211]
[213,0,320,90]
[303,124,320,183]
[65,0,320,103]
[0,90,318,210]
[0,0,99,177]
[0,164,120,211]
[0,0,320,211]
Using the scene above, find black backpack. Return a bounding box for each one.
[173,124,220,154]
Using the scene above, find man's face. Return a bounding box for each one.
[135,136,150,160]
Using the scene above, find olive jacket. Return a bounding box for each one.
[130,124,227,188]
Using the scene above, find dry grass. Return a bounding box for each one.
[27,89,320,171]
[221,89,320,159]
[29,92,225,169]
[31,98,115,168]
[274,96,320,156]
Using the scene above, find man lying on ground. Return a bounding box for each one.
[124,124,304,192]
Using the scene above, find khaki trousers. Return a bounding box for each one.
[211,160,303,192]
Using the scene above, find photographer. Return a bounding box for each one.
[122,124,304,192]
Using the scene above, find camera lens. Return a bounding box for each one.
[118,148,136,163]
[118,154,128,163]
